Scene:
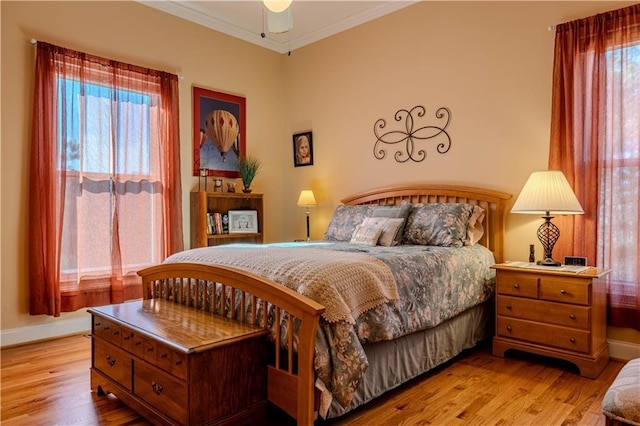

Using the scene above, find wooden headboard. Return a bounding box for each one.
[341,184,512,264]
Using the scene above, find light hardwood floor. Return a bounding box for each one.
[1,334,623,425]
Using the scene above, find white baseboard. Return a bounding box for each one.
[608,338,640,361]
[0,317,91,348]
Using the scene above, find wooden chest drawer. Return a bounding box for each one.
[497,295,590,329]
[497,317,590,353]
[539,276,590,305]
[92,316,109,338]
[93,339,132,391]
[134,361,187,425]
[120,328,136,353]
[496,271,538,298]
[155,343,187,380]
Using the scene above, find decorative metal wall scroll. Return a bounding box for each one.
[373,105,452,163]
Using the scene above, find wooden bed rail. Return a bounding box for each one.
[137,263,325,425]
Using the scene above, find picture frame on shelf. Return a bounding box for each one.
[228,210,258,234]
[293,131,313,167]
[193,86,246,178]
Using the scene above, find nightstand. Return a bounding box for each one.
[491,263,610,378]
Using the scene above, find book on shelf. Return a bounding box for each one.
[207,212,215,235]
[206,212,230,235]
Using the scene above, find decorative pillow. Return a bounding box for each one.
[465,205,486,246]
[324,204,377,241]
[360,217,405,247]
[350,225,383,246]
[371,202,412,245]
[402,203,475,247]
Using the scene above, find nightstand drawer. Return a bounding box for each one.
[496,271,538,298]
[497,295,590,329]
[539,276,590,305]
[497,317,590,353]
[93,339,133,391]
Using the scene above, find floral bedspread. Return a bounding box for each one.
[164,242,495,410]
[303,242,496,409]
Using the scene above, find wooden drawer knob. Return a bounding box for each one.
[513,284,520,289]
[569,337,576,343]
[560,289,567,294]
[569,314,576,319]
[506,304,512,310]
[506,326,512,332]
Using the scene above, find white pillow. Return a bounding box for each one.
[350,225,383,246]
[360,217,405,247]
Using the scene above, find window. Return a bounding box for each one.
[29,42,183,316]
[549,5,640,329]
[599,42,640,315]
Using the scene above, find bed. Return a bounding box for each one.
[137,183,511,425]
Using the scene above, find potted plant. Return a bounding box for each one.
[238,155,262,193]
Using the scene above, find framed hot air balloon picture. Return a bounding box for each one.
[193,86,246,178]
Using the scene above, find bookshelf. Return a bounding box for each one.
[190,191,264,248]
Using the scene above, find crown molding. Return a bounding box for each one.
[137,1,417,55]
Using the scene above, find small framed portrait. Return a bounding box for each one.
[228,210,258,234]
[293,131,313,167]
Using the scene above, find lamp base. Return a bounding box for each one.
[537,258,561,267]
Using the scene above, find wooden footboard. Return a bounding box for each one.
[137,263,325,426]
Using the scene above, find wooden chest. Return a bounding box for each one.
[89,299,268,425]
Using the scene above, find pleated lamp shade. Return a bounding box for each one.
[511,171,584,215]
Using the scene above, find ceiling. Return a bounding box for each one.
[138,1,417,54]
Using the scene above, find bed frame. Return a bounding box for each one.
[137,184,511,425]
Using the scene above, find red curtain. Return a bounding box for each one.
[549,5,640,330]
[29,42,183,316]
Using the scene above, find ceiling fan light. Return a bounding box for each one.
[267,8,293,33]
[263,0,292,13]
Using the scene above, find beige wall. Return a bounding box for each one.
[2,1,638,346]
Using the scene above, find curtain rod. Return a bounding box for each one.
[29,38,184,80]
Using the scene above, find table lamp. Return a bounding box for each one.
[297,190,317,241]
[511,170,584,266]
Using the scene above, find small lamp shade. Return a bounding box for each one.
[512,170,583,266]
[297,190,317,207]
[297,190,316,241]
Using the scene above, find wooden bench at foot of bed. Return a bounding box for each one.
[137,263,325,425]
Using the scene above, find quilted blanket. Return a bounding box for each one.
[164,244,399,324]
